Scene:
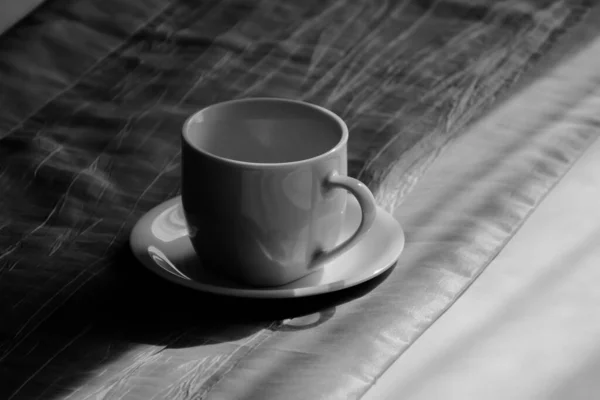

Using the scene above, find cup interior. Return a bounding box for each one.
[183,99,345,164]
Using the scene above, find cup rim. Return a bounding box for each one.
[181,97,348,168]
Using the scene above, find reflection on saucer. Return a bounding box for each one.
[151,203,188,242]
[131,195,403,298]
[147,245,191,280]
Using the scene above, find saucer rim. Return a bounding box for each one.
[130,196,404,299]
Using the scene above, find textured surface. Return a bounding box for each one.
[363,42,600,400]
[0,0,596,399]
[0,0,45,35]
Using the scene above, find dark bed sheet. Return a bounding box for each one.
[0,0,594,399]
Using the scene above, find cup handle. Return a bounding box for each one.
[313,171,377,266]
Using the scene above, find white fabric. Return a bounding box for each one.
[363,35,600,400]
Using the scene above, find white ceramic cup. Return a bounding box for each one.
[181,98,377,287]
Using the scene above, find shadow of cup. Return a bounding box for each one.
[109,242,394,347]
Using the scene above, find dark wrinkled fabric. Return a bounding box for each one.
[0,0,595,399]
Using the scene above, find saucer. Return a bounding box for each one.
[129,196,405,298]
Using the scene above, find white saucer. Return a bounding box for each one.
[129,196,405,298]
